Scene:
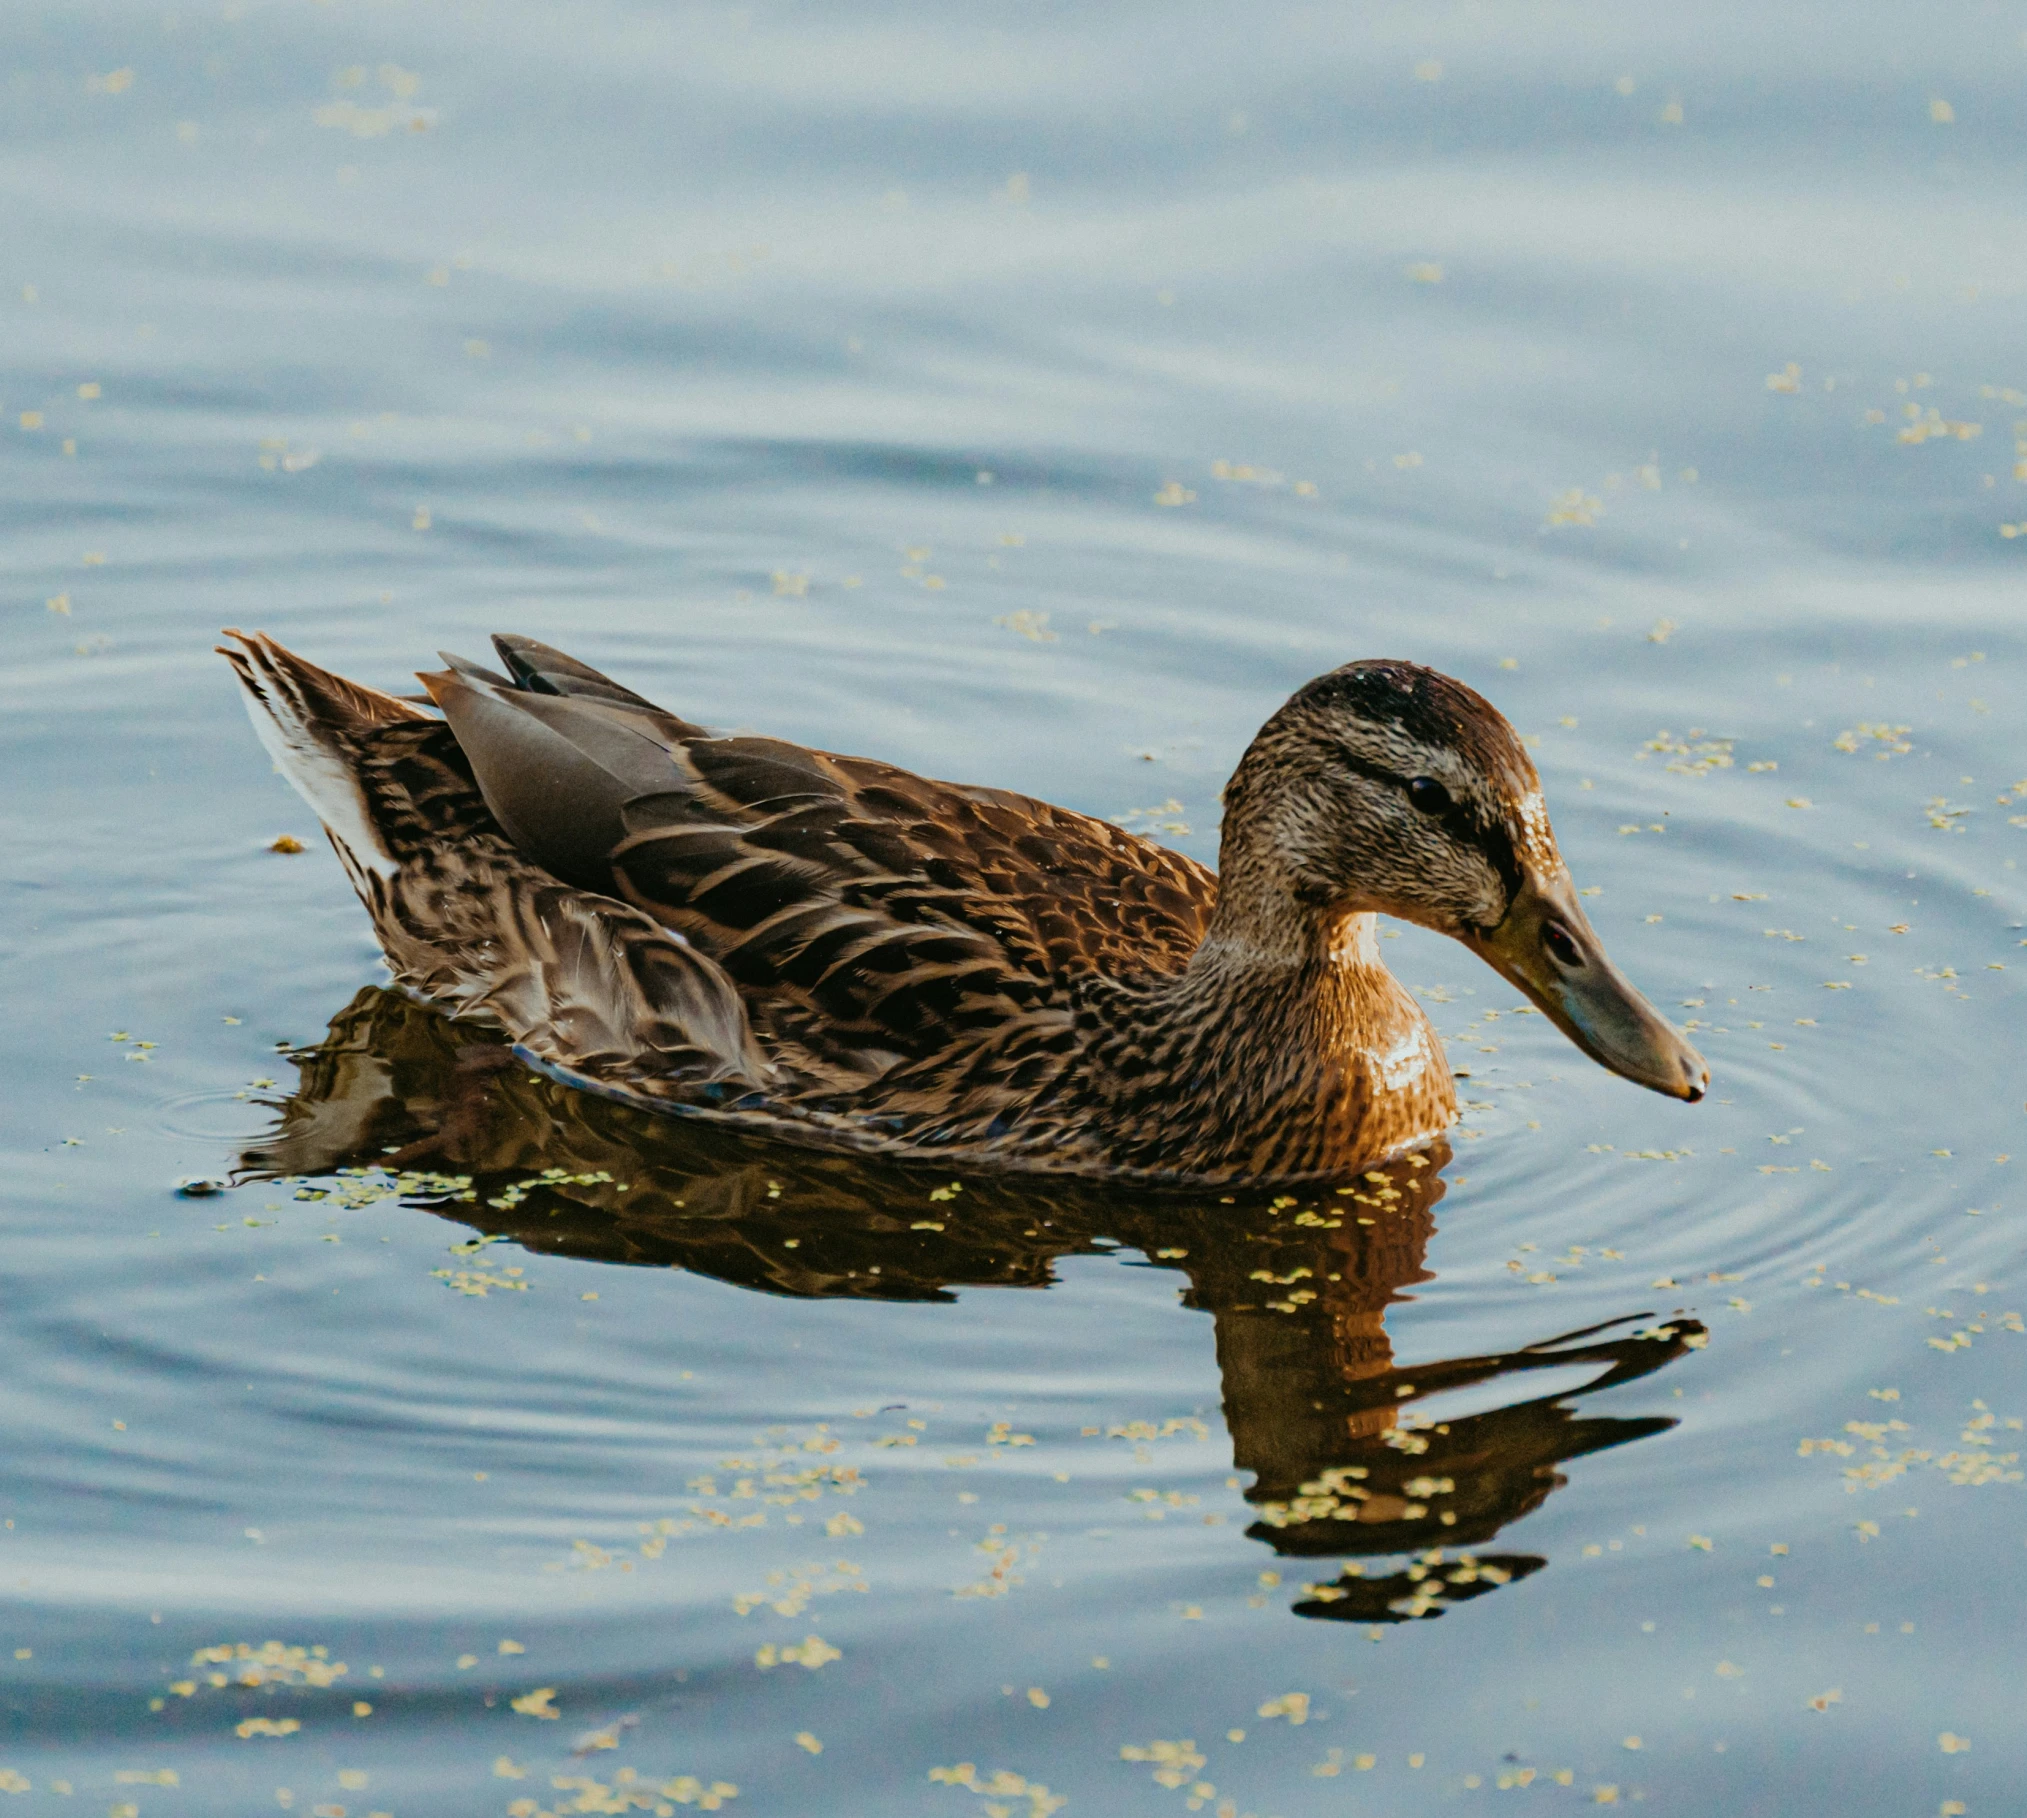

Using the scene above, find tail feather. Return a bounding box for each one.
[491,632,706,736]
[219,629,427,876]
[219,629,770,1098]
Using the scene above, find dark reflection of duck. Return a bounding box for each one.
[241,987,1703,1626]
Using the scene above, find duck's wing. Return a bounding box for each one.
[427,637,1217,1078]
[220,631,770,1100]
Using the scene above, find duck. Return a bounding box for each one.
[219,629,1704,1184]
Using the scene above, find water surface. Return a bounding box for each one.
[3,2,2024,1813]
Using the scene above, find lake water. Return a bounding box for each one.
[3,2,2024,1813]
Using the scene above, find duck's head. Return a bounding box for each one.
[1220,659,1707,1102]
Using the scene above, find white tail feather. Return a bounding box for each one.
[222,632,401,877]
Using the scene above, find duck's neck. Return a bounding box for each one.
[1083,857,1457,1180]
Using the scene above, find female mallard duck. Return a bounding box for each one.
[221,630,1704,1184]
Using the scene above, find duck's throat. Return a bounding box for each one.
[1086,910,1458,1181]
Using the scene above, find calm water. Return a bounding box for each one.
[3,3,2024,1812]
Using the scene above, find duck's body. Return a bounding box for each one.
[221,632,1700,1184]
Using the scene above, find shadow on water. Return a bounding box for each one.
[238,987,1704,1628]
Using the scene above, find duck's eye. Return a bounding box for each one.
[1405,776,1451,814]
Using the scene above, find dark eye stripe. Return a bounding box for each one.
[1473,819,1524,921]
[1338,750,1523,917]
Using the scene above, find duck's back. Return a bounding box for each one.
[225,631,1216,1158]
[609,738,1213,1064]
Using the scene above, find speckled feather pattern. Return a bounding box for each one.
[222,632,1476,1183]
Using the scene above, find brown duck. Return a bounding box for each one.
[220,630,1704,1184]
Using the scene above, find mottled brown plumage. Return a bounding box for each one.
[220,629,1704,1184]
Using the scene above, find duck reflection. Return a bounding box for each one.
[239,987,1703,1626]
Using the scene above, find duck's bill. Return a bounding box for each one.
[1468,875,1708,1102]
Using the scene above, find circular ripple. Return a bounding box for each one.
[151,1088,277,1146]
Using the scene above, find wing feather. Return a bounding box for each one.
[229,631,1216,1125]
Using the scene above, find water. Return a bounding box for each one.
[3,2,2024,1811]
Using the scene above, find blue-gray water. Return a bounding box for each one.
[3,3,2023,1813]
